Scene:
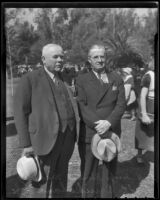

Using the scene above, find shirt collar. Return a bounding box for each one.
[92,69,109,83]
[44,66,55,80]
[92,69,105,78]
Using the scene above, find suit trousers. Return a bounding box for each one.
[29,126,76,198]
[78,141,118,198]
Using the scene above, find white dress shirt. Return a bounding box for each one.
[44,66,57,83]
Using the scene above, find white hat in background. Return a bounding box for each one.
[122,67,132,75]
[16,155,42,182]
[91,131,121,162]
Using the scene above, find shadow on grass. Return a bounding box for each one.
[6,175,82,198]
[142,151,154,163]
[6,174,27,198]
[6,152,153,198]
[70,153,152,198]
[6,122,17,137]
[114,154,151,197]
[70,177,82,197]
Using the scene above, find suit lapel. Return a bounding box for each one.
[88,71,111,104]
[39,68,55,105]
[89,71,104,91]
[96,72,114,104]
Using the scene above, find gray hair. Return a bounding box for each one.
[42,44,63,57]
[88,44,106,57]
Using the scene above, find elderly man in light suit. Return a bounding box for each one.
[14,44,80,198]
[76,44,126,198]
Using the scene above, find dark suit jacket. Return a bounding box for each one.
[14,68,80,156]
[76,70,126,142]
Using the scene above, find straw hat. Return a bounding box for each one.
[16,155,42,182]
[91,131,121,162]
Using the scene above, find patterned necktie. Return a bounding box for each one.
[98,73,104,85]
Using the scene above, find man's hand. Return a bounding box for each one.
[21,146,34,157]
[94,120,111,135]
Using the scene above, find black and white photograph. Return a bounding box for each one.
[2,2,159,198]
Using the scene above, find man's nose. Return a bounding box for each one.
[57,56,63,62]
[97,56,103,62]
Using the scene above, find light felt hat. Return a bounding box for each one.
[16,155,42,182]
[91,131,121,162]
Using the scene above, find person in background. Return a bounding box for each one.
[84,60,92,72]
[135,56,155,164]
[121,67,138,121]
[76,44,126,198]
[61,63,76,86]
[14,44,80,198]
[77,63,87,75]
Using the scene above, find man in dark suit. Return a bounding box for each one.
[76,44,126,198]
[14,44,80,198]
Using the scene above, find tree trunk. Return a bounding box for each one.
[7,34,14,96]
[25,55,28,70]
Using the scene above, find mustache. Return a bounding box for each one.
[96,62,104,64]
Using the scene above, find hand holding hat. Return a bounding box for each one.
[16,154,42,182]
[94,120,111,135]
[91,131,121,162]
[21,146,34,157]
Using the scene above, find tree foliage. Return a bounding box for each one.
[5,8,157,70]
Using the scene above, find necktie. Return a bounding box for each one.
[53,76,59,86]
[98,73,104,85]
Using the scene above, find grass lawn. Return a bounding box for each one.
[6,119,154,198]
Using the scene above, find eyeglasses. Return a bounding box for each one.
[52,55,64,59]
[90,55,105,60]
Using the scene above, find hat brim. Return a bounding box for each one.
[110,133,121,152]
[17,155,42,182]
[100,139,116,162]
[91,131,121,161]
[91,134,103,160]
[33,156,42,182]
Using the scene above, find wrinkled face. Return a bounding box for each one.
[88,48,106,73]
[42,46,64,73]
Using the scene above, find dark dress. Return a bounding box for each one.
[135,72,154,152]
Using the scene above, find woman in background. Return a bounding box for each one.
[135,57,155,164]
[121,67,138,121]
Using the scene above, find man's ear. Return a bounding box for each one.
[41,56,45,61]
[41,56,45,64]
[88,57,91,64]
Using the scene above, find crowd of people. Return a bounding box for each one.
[13,43,155,198]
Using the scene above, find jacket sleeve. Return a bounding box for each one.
[75,77,99,129]
[106,78,126,129]
[14,74,32,148]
